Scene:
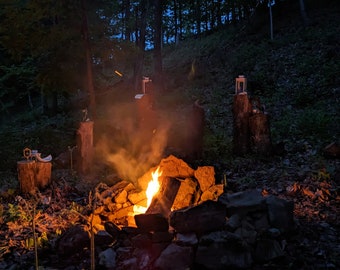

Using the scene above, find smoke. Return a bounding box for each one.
[95,101,171,183]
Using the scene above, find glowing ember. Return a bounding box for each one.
[132,167,162,215]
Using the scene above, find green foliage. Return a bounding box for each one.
[0,59,38,114]
[296,109,331,138]
[5,203,30,222]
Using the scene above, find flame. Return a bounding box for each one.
[146,166,162,208]
[132,167,162,216]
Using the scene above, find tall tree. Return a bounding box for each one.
[81,0,96,119]
[133,0,148,92]
[153,0,164,92]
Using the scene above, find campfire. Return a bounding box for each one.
[87,155,224,231]
[60,154,294,270]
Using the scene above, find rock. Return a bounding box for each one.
[169,200,226,234]
[218,189,267,216]
[174,232,198,246]
[128,190,147,205]
[137,155,195,190]
[118,257,138,270]
[99,248,116,269]
[235,220,257,245]
[195,231,253,269]
[194,166,215,192]
[252,211,270,232]
[111,205,134,220]
[254,239,284,262]
[134,248,152,269]
[159,155,195,178]
[154,243,194,270]
[134,213,169,232]
[172,178,199,211]
[57,225,90,256]
[200,184,224,202]
[115,189,128,204]
[131,233,152,249]
[104,221,121,239]
[95,230,114,246]
[267,228,281,238]
[151,231,174,243]
[265,195,294,233]
[227,214,241,231]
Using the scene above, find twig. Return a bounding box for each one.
[33,203,38,270]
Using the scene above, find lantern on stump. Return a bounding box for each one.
[235,75,247,95]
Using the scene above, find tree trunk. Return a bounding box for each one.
[81,0,96,119]
[299,0,310,26]
[45,91,58,116]
[123,0,131,40]
[153,0,164,92]
[133,0,148,93]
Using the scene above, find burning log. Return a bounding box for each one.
[146,176,181,218]
[134,176,180,233]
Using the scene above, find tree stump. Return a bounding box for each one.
[17,160,52,193]
[232,94,252,155]
[76,121,94,174]
[249,113,272,156]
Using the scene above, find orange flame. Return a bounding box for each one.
[132,167,162,215]
[146,166,162,208]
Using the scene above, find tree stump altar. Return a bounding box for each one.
[232,94,252,155]
[76,121,94,174]
[249,113,272,155]
[17,160,52,194]
[232,93,272,156]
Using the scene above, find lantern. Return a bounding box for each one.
[235,75,247,95]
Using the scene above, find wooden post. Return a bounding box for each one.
[76,121,94,174]
[232,94,252,155]
[249,113,272,156]
[17,160,52,194]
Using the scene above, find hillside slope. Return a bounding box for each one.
[159,0,339,164]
